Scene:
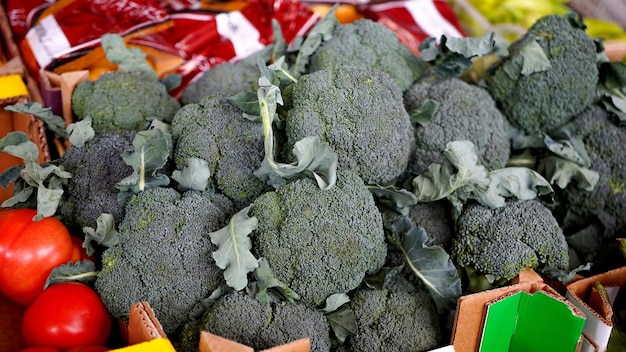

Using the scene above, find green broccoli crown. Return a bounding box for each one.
[342,274,441,352]
[561,105,626,237]
[451,199,569,282]
[250,170,388,306]
[181,61,259,105]
[404,77,512,175]
[308,19,424,91]
[286,64,415,185]
[487,13,599,135]
[71,71,181,132]
[171,96,269,208]
[198,291,331,352]
[58,131,136,228]
[94,187,236,336]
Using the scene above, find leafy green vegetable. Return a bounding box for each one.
[5,102,68,140]
[209,205,259,291]
[419,32,496,78]
[502,36,552,79]
[413,140,553,219]
[115,127,173,205]
[66,118,95,147]
[322,293,356,343]
[367,184,418,216]
[292,4,338,77]
[0,131,71,220]
[389,216,461,313]
[44,260,99,289]
[252,257,300,305]
[82,213,120,256]
[408,99,439,127]
[101,33,156,77]
[171,157,211,192]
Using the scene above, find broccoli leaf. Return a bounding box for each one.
[390,216,461,313]
[116,128,172,204]
[101,33,156,77]
[363,267,403,290]
[255,58,338,190]
[210,205,259,291]
[597,61,626,126]
[541,263,591,283]
[0,131,71,220]
[66,118,95,148]
[172,157,211,192]
[367,184,418,216]
[5,102,68,140]
[82,213,120,256]
[292,4,338,77]
[44,260,99,289]
[502,36,551,80]
[323,293,357,344]
[229,91,261,117]
[444,32,496,58]
[409,99,439,127]
[253,257,300,305]
[478,167,554,208]
[419,32,496,78]
[538,156,599,191]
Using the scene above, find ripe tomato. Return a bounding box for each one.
[22,282,112,350]
[0,208,74,306]
[70,235,94,262]
[18,348,58,352]
[65,346,110,352]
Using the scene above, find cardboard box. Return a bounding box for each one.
[451,271,587,352]
[566,266,626,352]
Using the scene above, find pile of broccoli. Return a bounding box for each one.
[22,8,626,352]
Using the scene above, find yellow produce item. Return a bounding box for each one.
[110,338,176,352]
[0,75,28,100]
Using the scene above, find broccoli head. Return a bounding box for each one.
[171,96,269,208]
[72,71,181,132]
[308,19,425,91]
[560,105,626,239]
[451,199,569,283]
[181,291,331,352]
[249,170,388,306]
[338,273,441,352]
[404,77,512,175]
[58,131,136,228]
[94,186,236,336]
[486,13,599,135]
[181,60,259,105]
[286,64,415,185]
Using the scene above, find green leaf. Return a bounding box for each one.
[0,131,39,164]
[504,36,551,79]
[409,99,439,127]
[253,257,300,305]
[271,19,288,61]
[101,33,156,77]
[292,4,338,77]
[229,91,261,117]
[210,205,259,291]
[160,73,181,91]
[478,167,554,208]
[44,260,99,289]
[390,216,461,313]
[541,263,591,283]
[367,184,418,216]
[538,156,599,191]
[444,32,496,58]
[5,102,68,139]
[325,305,357,343]
[66,118,95,147]
[82,213,120,256]
[322,293,350,313]
[172,157,211,192]
[363,267,402,290]
[543,133,591,167]
[116,128,172,198]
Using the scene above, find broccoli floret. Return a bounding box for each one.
[286,64,415,185]
[181,60,259,105]
[486,13,598,135]
[451,199,569,283]
[94,187,236,336]
[308,19,425,91]
[71,71,181,132]
[560,105,626,239]
[339,273,441,352]
[403,77,512,175]
[250,170,388,306]
[171,96,269,208]
[58,131,136,228]
[179,291,331,352]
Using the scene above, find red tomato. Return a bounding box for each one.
[0,208,74,306]
[70,236,94,262]
[22,282,112,350]
[65,346,110,352]
[19,348,59,352]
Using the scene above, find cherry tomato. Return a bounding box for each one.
[22,282,112,350]
[0,208,74,306]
